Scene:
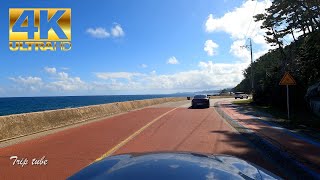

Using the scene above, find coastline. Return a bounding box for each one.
[0,97,186,143]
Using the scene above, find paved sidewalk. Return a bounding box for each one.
[217,101,320,178]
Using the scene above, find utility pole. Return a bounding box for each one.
[241,38,254,95]
[249,38,254,94]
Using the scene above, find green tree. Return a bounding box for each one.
[235,0,320,111]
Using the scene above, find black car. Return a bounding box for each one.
[192,95,210,108]
[68,152,279,180]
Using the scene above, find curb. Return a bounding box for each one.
[214,101,320,179]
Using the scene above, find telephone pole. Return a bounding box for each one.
[241,38,254,94]
[249,38,254,94]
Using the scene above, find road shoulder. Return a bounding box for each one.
[214,100,320,179]
[0,100,189,148]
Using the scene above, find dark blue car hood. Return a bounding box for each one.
[69,152,279,180]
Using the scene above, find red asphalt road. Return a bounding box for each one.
[0,105,277,179]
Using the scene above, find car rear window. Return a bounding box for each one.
[235,92,244,94]
[194,95,207,99]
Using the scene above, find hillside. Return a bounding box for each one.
[234,0,319,118]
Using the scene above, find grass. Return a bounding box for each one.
[230,99,320,142]
[231,99,320,129]
[232,99,287,121]
[255,105,287,120]
[232,99,253,104]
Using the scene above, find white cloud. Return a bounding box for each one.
[93,61,245,91]
[205,0,273,61]
[205,0,271,39]
[204,40,219,56]
[140,64,148,68]
[6,60,248,95]
[87,24,125,39]
[48,75,87,91]
[230,39,250,62]
[167,56,180,65]
[145,61,245,89]
[9,67,88,93]
[111,24,125,37]
[57,72,68,79]
[10,76,42,85]
[45,68,87,91]
[9,76,43,92]
[95,72,144,80]
[44,67,57,74]
[86,28,110,38]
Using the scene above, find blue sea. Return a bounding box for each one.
[0,94,190,116]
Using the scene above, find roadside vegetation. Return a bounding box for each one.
[233,0,320,125]
[232,99,253,104]
[232,99,320,129]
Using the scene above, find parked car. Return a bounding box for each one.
[234,92,249,99]
[192,94,210,108]
[305,82,320,117]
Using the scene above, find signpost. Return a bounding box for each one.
[279,72,296,120]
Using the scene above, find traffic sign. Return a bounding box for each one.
[279,72,296,85]
[279,72,296,120]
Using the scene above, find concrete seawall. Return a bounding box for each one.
[0,97,185,141]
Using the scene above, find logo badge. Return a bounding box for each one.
[9,8,71,51]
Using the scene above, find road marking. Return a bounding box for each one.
[93,107,178,162]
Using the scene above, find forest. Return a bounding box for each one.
[234,0,320,116]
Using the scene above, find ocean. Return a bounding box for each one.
[0,94,189,116]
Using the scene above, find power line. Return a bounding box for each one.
[241,1,268,94]
[248,19,259,38]
[244,0,258,40]
[248,0,268,38]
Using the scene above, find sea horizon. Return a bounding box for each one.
[0,93,195,99]
[0,94,194,116]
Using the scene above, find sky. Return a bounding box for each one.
[0,0,276,97]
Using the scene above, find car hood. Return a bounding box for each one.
[69,152,280,180]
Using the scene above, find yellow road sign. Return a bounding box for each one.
[279,72,296,85]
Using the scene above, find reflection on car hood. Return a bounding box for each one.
[69,152,280,180]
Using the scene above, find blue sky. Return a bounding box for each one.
[0,0,274,97]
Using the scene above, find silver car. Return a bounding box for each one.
[234,92,249,99]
